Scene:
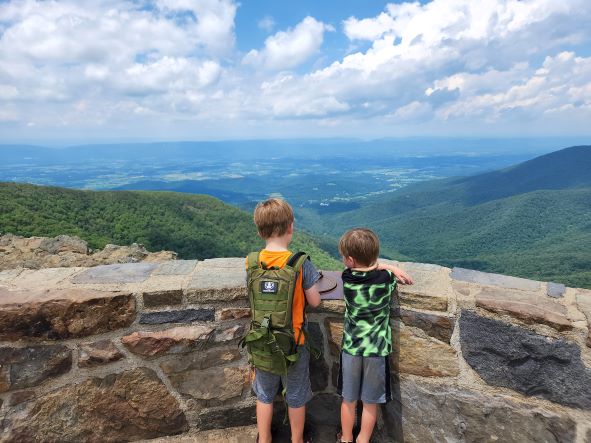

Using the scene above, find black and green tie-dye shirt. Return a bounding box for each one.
[341,268,397,357]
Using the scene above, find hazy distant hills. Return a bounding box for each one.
[324,145,591,288]
[0,183,341,269]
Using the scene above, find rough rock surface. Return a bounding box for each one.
[219,308,251,320]
[576,290,591,348]
[78,340,124,368]
[0,234,176,271]
[399,308,454,343]
[0,345,72,392]
[195,400,257,431]
[384,378,577,443]
[139,308,215,324]
[143,290,183,308]
[168,365,249,403]
[160,347,243,374]
[0,368,188,442]
[136,425,259,443]
[460,310,591,409]
[121,326,214,357]
[0,287,135,340]
[397,323,459,377]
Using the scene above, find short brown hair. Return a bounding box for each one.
[339,228,380,267]
[253,198,294,239]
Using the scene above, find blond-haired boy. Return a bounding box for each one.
[249,198,321,443]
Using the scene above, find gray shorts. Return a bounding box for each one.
[337,351,392,404]
[252,345,313,408]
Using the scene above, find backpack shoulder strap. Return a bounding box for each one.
[246,251,260,272]
[286,251,309,271]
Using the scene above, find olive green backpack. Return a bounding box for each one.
[241,251,314,376]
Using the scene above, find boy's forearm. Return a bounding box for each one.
[377,261,414,285]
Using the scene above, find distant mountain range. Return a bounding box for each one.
[1,144,589,287]
[0,183,341,270]
[316,145,591,288]
[0,137,581,164]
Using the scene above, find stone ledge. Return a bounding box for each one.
[185,258,246,303]
[71,262,158,284]
[451,267,541,292]
[476,287,572,331]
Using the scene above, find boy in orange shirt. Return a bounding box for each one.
[249,198,321,443]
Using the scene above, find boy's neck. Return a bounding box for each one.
[350,262,378,272]
[264,235,291,252]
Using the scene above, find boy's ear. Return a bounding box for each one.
[343,256,356,268]
[287,222,294,234]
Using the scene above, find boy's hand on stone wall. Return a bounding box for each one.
[377,262,414,285]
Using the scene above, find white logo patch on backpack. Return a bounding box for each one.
[261,281,278,294]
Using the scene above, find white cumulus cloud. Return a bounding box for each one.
[243,16,334,71]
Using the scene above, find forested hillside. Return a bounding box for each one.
[0,182,341,270]
[321,146,591,288]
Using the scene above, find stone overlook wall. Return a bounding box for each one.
[1,259,590,442]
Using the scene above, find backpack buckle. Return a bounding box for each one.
[261,317,270,329]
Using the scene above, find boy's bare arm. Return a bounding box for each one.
[376,261,414,285]
[304,283,321,307]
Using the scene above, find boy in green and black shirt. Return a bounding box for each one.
[336,228,413,443]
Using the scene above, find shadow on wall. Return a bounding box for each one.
[383,298,404,443]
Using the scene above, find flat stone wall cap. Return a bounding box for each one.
[0,269,23,284]
[547,282,566,298]
[387,261,449,273]
[13,267,80,288]
[451,267,541,291]
[186,260,246,294]
[476,287,572,331]
[152,260,198,276]
[200,257,246,268]
[71,262,157,284]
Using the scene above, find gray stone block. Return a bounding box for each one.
[384,378,576,443]
[72,263,157,284]
[547,282,566,298]
[152,260,198,276]
[0,345,72,392]
[196,399,256,431]
[460,310,591,410]
[140,308,215,324]
[451,267,541,291]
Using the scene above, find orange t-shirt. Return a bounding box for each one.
[247,249,307,345]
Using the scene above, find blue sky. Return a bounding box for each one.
[0,0,590,144]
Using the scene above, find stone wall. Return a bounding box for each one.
[0,259,590,442]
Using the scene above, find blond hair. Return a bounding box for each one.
[339,228,380,267]
[253,198,294,239]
